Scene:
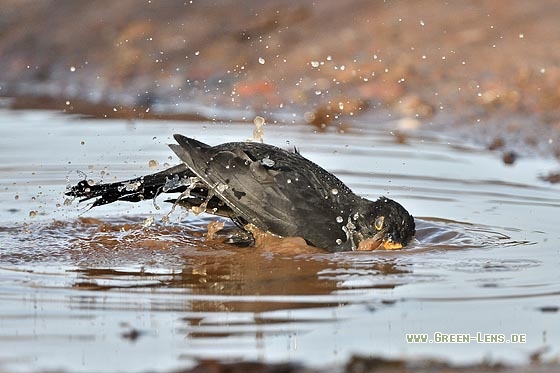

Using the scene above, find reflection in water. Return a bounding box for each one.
[0,214,535,305]
[63,217,414,313]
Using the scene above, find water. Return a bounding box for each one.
[0,108,559,372]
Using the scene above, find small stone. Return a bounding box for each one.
[502,151,517,165]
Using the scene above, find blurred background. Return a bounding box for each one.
[1,0,559,155]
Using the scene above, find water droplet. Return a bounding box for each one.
[14,194,19,200]
[336,216,343,223]
[80,140,85,145]
[260,157,275,167]
[310,61,320,68]
[258,57,265,64]
[254,116,265,127]
[123,181,141,191]
[142,216,154,228]
[148,159,159,169]
[286,178,292,184]
[216,183,228,193]
[29,210,37,218]
[331,188,339,195]
[336,238,342,245]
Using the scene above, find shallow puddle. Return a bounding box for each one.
[0,108,559,372]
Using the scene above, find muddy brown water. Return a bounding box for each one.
[0,108,559,372]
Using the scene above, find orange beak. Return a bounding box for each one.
[356,238,404,251]
[382,241,403,250]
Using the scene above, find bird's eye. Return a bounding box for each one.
[374,216,385,230]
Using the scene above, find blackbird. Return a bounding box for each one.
[66,134,415,252]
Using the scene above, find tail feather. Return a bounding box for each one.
[66,164,194,208]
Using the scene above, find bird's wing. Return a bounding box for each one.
[66,163,194,207]
[169,135,356,250]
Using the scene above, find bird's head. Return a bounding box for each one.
[350,197,415,251]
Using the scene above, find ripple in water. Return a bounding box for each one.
[413,217,534,252]
[0,213,533,268]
